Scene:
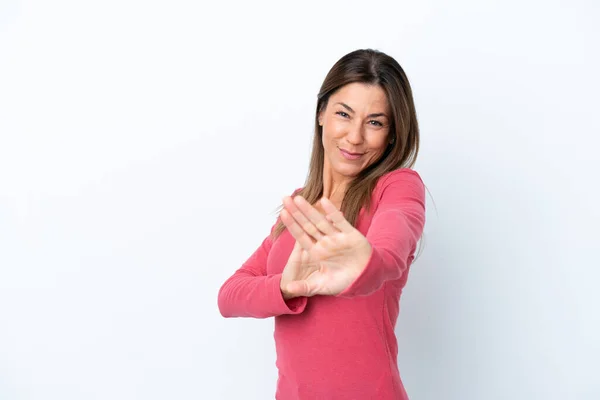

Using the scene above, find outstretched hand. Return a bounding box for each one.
[279,195,372,298]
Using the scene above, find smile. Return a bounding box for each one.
[339,148,364,160]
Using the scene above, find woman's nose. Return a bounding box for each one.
[345,123,365,145]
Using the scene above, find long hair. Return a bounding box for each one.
[271,48,421,240]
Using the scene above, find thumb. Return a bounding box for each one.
[286,280,312,297]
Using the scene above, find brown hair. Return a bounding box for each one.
[271,48,421,240]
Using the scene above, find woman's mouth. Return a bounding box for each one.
[339,148,364,160]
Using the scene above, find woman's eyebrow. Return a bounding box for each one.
[335,102,388,118]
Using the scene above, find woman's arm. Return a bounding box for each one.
[217,220,308,318]
[336,169,426,298]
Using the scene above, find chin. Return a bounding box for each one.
[333,163,363,177]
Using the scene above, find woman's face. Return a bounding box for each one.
[319,82,391,179]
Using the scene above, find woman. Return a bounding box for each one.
[218,48,426,400]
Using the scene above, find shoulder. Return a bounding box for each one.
[377,168,424,188]
[292,187,303,196]
[373,168,425,201]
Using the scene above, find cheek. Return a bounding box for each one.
[321,131,335,149]
[366,133,388,151]
[323,120,346,140]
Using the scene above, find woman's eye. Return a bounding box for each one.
[336,111,349,118]
[369,120,383,127]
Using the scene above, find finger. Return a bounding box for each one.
[280,208,315,251]
[289,240,303,258]
[283,196,326,241]
[320,197,355,233]
[293,195,339,236]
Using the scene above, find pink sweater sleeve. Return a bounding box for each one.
[337,169,426,298]
[217,220,308,318]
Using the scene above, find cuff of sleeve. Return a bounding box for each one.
[269,273,307,314]
[336,245,385,298]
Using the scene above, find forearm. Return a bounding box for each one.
[337,197,424,298]
[218,272,307,318]
[337,243,408,298]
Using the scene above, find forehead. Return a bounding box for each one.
[329,82,389,112]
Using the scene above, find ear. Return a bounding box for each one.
[317,106,326,126]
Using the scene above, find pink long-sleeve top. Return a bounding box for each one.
[218,168,426,400]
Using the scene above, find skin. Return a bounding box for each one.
[319,82,392,206]
[279,83,393,299]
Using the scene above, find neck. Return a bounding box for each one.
[322,159,352,206]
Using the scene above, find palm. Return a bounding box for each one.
[280,196,372,298]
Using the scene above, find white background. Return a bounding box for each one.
[1,0,598,399]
